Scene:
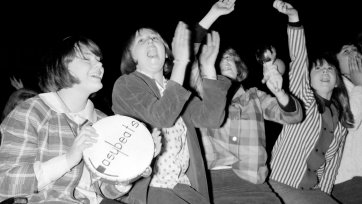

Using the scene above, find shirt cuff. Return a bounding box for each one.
[288,21,302,28]
[34,154,71,190]
[279,95,296,112]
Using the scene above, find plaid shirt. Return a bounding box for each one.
[0,95,127,203]
[201,86,303,184]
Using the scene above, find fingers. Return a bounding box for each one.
[172,21,190,62]
[76,126,99,149]
[141,166,152,177]
[349,54,362,73]
[152,128,162,157]
[273,0,282,9]
[211,31,220,51]
[273,0,287,12]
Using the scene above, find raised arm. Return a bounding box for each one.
[170,21,191,86]
[195,0,235,54]
[273,0,299,23]
[273,0,312,103]
[199,31,220,80]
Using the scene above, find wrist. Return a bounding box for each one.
[275,89,287,99]
[288,14,299,23]
[173,59,190,65]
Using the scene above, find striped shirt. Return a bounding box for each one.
[269,25,348,194]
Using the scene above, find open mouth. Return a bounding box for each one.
[91,70,103,79]
[147,46,158,58]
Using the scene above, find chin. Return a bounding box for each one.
[90,84,103,93]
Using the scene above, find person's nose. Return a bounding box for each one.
[147,37,154,44]
[93,60,102,68]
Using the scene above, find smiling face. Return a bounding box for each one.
[68,44,104,95]
[310,59,337,99]
[130,28,166,77]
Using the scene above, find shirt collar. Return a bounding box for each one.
[315,93,334,113]
[39,92,97,123]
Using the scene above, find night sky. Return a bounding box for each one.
[2,0,361,143]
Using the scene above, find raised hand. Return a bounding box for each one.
[211,0,236,17]
[199,31,220,80]
[349,52,362,86]
[10,76,24,90]
[263,62,283,94]
[66,125,98,168]
[171,21,190,64]
[273,0,299,22]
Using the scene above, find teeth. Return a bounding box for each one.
[147,46,157,57]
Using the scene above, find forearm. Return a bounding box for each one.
[170,61,189,85]
[189,76,231,128]
[275,89,289,107]
[199,10,221,30]
[34,155,70,190]
[112,77,191,128]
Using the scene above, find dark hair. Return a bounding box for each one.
[120,28,174,77]
[1,88,38,122]
[255,44,276,64]
[309,52,354,128]
[38,36,102,92]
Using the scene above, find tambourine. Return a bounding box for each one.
[83,114,155,184]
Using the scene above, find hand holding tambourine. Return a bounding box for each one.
[83,115,157,184]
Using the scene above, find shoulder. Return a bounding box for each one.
[14,96,51,118]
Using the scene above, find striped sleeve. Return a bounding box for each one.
[287,26,314,106]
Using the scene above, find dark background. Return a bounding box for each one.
[2,0,361,148]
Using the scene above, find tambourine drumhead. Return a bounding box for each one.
[83,114,154,183]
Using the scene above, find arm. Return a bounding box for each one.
[188,76,231,128]
[0,102,43,197]
[190,0,235,96]
[112,75,191,128]
[258,89,303,124]
[194,0,235,54]
[273,0,313,105]
[170,21,190,86]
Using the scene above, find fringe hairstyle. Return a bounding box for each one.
[309,52,354,128]
[120,28,174,78]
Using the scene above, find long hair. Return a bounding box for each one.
[1,88,38,122]
[309,52,354,128]
[120,28,174,78]
[38,36,102,92]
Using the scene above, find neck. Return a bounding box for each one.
[137,70,164,87]
[56,88,89,113]
[316,91,332,101]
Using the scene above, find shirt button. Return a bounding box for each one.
[315,149,319,152]
[232,136,237,142]
[307,168,311,171]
